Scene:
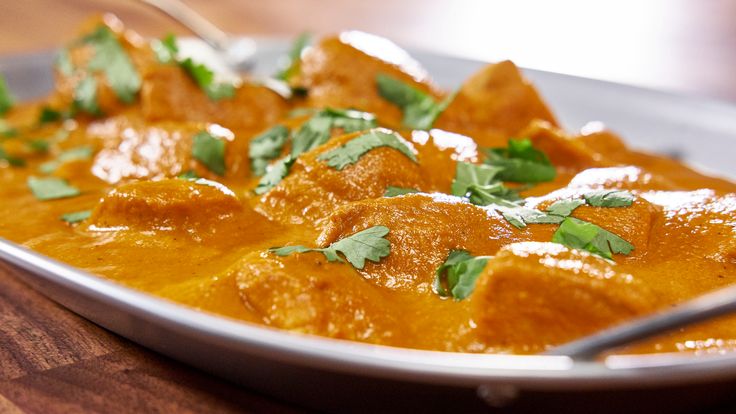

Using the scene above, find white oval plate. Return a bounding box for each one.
[1,37,736,411]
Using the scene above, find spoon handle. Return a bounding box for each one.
[140,0,230,51]
[546,283,736,359]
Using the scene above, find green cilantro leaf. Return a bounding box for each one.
[433,250,490,300]
[583,189,635,208]
[0,119,18,138]
[152,33,179,64]
[450,162,505,198]
[27,176,80,200]
[484,138,556,183]
[270,225,391,269]
[27,139,50,153]
[0,73,15,115]
[317,130,417,170]
[384,186,419,197]
[249,125,289,176]
[290,109,377,157]
[254,155,295,194]
[179,57,235,100]
[177,170,199,180]
[552,217,634,260]
[38,106,66,125]
[546,198,586,217]
[192,131,226,176]
[55,49,74,76]
[40,146,94,174]
[275,32,310,81]
[0,147,25,167]
[73,77,101,116]
[323,108,378,133]
[84,25,141,104]
[375,73,452,130]
[60,210,92,224]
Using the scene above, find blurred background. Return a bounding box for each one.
[1,0,735,100]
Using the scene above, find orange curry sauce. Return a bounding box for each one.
[1,15,735,355]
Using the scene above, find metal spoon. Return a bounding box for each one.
[139,0,256,72]
[546,283,736,359]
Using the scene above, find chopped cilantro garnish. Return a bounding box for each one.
[450,161,520,206]
[318,130,416,170]
[179,57,235,101]
[0,74,14,115]
[0,119,18,138]
[178,170,199,180]
[192,131,226,176]
[552,217,634,259]
[275,32,310,81]
[384,186,419,197]
[545,198,586,217]
[484,138,556,183]
[151,33,179,64]
[73,77,101,116]
[27,176,80,200]
[27,139,50,153]
[249,125,289,176]
[270,225,390,269]
[60,210,91,224]
[375,73,453,130]
[451,162,504,198]
[433,250,490,300]
[584,189,635,207]
[40,146,93,174]
[84,25,141,104]
[290,109,377,157]
[38,106,65,125]
[254,155,295,195]
[253,108,379,193]
[0,147,25,167]
[55,49,74,76]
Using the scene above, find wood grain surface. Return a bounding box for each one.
[1,1,736,413]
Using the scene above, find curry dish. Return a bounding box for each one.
[1,15,735,355]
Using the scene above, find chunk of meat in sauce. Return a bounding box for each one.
[141,66,288,132]
[435,61,557,147]
[88,115,244,183]
[317,193,554,293]
[290,31,444,129]
[232,251,405,345]
[254,128,478,227]
[471,242,655,353]
[528,187,662,256]
[90,178,242,237]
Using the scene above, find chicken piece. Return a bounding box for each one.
[89,178,243,237]
[435,61,557,147]
[88,115,245,183]
[50,14,156,116]
[140,66,288,132]
[290,31,444,129]
[231,251,405,345]
[575,124,736,193]
[519,120,607,171]
[471,242,655,353]
[527,187,662,256]
[254,128,478,227]
[317,193,553,293]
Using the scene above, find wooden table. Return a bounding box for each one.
[1,1,736,412]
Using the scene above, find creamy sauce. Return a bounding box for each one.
[1,15,734,354]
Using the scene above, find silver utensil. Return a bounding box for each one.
[547,283,736,359]
[139,0,256,72]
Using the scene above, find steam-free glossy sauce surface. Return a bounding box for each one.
[1,15,734,355]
